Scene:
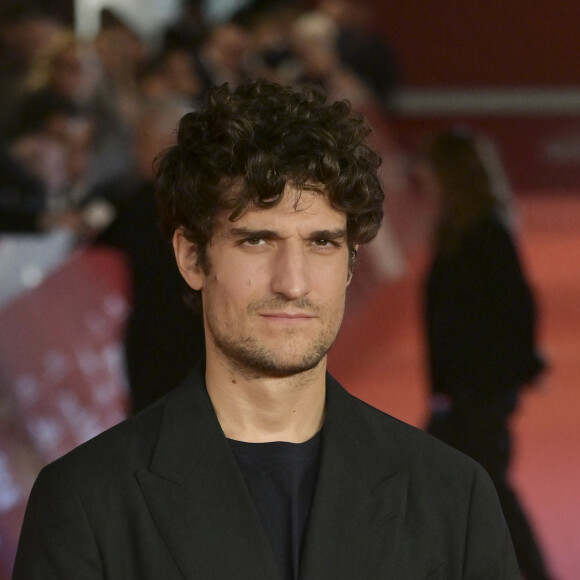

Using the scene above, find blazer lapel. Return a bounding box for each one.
[136,370,282,580]
[300,376,408,579]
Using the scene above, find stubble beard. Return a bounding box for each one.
[207,299,344,379]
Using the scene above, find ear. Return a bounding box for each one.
[346,244,359,286]
[173,229,204,291]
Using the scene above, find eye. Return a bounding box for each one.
[313,238,339,248]
[242,237,265,247]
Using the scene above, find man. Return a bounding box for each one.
[13,80,519,579]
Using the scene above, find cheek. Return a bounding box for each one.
[317,261,350,291]
[221,256,268,291]
[314,267,349,312]
[206,268,258,311]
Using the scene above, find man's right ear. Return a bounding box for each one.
[173,229,204,291]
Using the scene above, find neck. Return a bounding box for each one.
[205,356,327,444]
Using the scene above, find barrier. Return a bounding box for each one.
[0,246,130,578]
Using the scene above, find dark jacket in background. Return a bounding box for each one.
[425,213,545,398]
[424,213,551,580]
[0,145,45,233]
[96,179,205,413]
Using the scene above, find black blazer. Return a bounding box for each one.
[13,367,518,579]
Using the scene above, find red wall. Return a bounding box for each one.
[361,1,580,191]
[368,1,579,87]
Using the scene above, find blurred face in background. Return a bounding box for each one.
[4,12,65,68]
[10,134,68,195]
[161,49,203,101]
[290,13,339,79]
[44,112,95,185]
[51,43,102,103]
[203,23,252,84]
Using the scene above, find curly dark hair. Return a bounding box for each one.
[155,79,384,306]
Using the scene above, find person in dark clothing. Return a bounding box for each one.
[1,102,92,237]
[14,81,518,580]
[317,0,401,109]
[95,97,204,413]
[417,128,554,580]
[0,144,47,233]
[97,179,205,413]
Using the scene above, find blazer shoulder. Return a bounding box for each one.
[39,364,211,488]
[336,382,483,482]
[44,369,202,483]
[46,396,164,483]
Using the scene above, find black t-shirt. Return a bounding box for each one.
[228,431,321,580]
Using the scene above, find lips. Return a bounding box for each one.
[260,311,315,320]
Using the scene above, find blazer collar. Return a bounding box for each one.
[137,365,408,579]
[299,374,408,579]
[136,364,282,579]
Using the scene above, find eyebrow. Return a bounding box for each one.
[307,229,348,242]
[226,227,347,242]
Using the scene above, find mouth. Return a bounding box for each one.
[260,311,316,321]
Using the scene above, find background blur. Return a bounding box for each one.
[1,0,579,578]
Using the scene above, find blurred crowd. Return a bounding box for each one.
[0,0,403,244]
[0,0,408,411]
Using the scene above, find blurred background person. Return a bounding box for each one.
[316,0,401,112]
[92,8,150,131]
[162,0,208,54]
[2,89,101,230]
[136,44,208,107]
[0,5,66,139]
[236,3,303,87]
[0,93,98,306]
[416,128,553,580]
[16,30,135,187]
[196,20,253,88]
[0,138,65,234]
[92,97,205,414]
[289,8,370,106]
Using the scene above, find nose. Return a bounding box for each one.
[271,242,311,299]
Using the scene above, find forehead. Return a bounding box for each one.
[216,185,346,234]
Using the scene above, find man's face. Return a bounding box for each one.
[174,185,352,378]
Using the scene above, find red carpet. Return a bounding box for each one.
[329,191,580,579]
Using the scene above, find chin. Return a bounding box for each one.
[226,345,328,379]
[255,357,325,378]
[211,329,336,378]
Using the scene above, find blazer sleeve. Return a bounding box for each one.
[462,463,520,579]
[12,462,104,579]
